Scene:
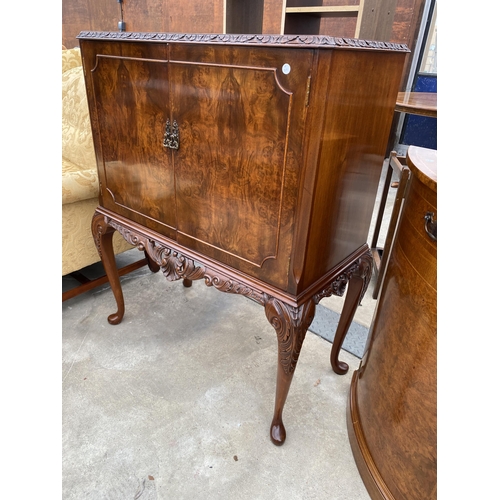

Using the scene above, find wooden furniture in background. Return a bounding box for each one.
[370,91,436,298]
[63,257,155,302]
[79,30,408,445]
[369,152,410,300]
[282,0,365,38]
[347,145,437,499]
[395,91,437,117]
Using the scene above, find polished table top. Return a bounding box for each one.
[395,92,437,117]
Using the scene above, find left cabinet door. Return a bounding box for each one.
[82,42,177,240]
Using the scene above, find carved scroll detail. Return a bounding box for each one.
[264,296,316,375]
[106,220,145,250]
[106,217,265,304]
[313,251,373,305]
[103,216,372,377]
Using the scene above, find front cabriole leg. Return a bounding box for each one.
[91,212,125,325]
[264,296,316,446]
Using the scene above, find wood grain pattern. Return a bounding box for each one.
[171,60,290,267]
[87,42,177,239]
[167,44,314,288]
[359,0,398,41]
[298,49,406,290]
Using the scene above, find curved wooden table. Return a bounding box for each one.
[348,146,437,499]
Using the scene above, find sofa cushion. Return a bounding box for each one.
[62,62,97,196]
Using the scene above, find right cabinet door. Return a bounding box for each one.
[169,44,314,290]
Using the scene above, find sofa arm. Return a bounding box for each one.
[62,158,99,204]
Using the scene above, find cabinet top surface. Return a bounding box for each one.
[77,31,409,52]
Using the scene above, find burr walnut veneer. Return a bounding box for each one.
[78,31,408,445]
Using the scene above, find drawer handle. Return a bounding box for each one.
[424,212,437,242]
[163,119,179,150]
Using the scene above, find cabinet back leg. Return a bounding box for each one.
[330,253,373,374]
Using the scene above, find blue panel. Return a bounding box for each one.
[401,74,437,150]
[414,75,437,93]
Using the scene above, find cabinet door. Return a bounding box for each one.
[88,43,177,239]
[169,45,313,289]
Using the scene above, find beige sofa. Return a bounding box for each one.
[62,47,136,288]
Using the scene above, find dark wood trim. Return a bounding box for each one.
[77,30,410,52]
[62,258,149,302]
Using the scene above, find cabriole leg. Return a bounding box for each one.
[264,297,315,445]
[91,212,125,325]
[330,252,373,374]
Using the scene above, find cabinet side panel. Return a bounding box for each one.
[302,50,406,289]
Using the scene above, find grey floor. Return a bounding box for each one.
[62,161,398,499]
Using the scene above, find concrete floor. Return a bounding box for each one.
[62,161,398,499]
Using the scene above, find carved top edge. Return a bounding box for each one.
[77,31,410,53]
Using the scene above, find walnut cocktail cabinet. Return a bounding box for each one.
[78,31,408,445]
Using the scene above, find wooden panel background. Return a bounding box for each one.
[262,0,285,33]
[63,0,425,88]
[62,0,224,48]
[63,0,117,48]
